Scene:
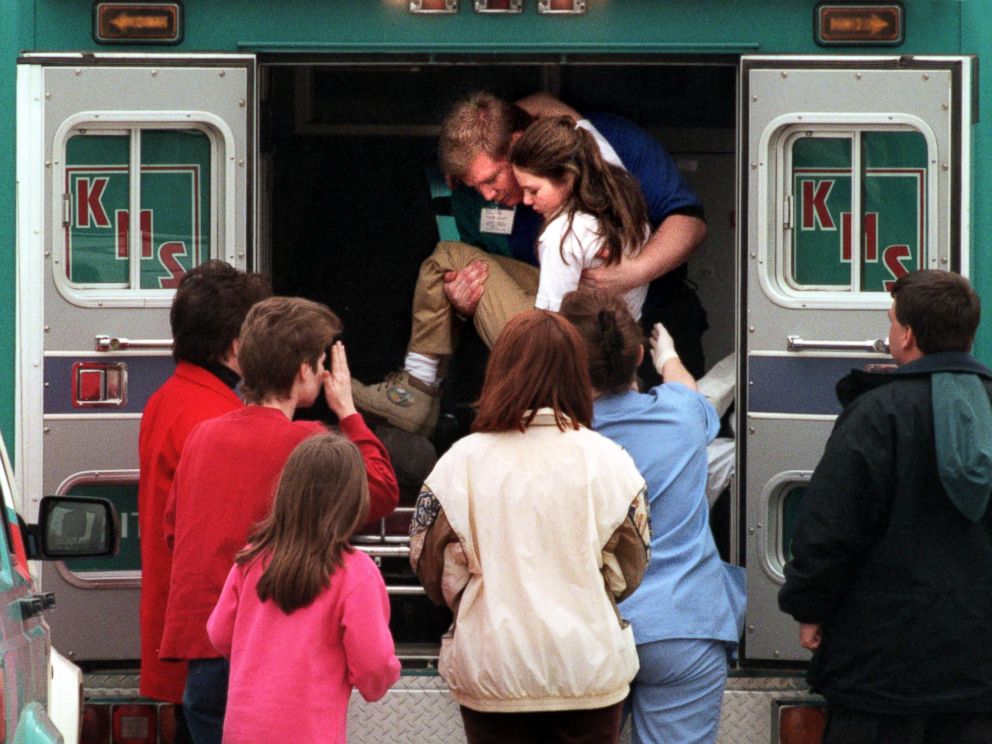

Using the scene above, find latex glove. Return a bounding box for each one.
[649,322,679,374]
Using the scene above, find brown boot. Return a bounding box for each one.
[351,371,442,437]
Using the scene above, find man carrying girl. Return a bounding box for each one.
[355,99,676,436]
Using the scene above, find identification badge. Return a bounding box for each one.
[480,207,515,235]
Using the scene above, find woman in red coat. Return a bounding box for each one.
[138,261,270,712]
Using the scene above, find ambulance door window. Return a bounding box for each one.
[139,130,211,289]
[758,474,811,580]
[61,126,213,297]
[784,127,929,296]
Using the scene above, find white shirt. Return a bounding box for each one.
[534,211,648,319]
[532,119,645,318]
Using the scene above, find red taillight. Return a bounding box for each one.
[111,704,157,744]
[81,704,111,744]
[0,682,6,743]
[158,703,178,744]
[779,704,828,744]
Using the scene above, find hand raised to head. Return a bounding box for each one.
[323,341,357,419]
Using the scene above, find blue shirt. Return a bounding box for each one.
[593,384,745,646]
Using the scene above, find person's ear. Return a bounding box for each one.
[903,325,919,355]
[636,344,645,367]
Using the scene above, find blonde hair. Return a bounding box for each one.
[509,116,649,266]
[438,91,534,181]
[236,434,369,613]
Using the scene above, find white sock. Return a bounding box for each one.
[404,352,441,387]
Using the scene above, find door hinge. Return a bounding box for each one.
[19,592,55,620]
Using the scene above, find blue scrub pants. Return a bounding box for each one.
[182,657,229,744]
[627,638,728,744]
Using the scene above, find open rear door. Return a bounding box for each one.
[16,54,254,660]
[740,55,972,664]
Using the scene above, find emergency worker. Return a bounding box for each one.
[561,288,745,744]
[137,260,271,737]
[353,91,707,436]
[779,270,992,743]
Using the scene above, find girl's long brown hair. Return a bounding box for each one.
[236,434,369,614]
[472,309,593,433]
[508,115,649,266]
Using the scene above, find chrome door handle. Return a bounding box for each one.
[384,585,426,596]
[355,545,411,558]
[787,335,890,353]
[95,335,173,352]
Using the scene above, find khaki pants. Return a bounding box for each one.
[409,241,539,355]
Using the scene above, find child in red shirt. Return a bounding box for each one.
[208,434,400,744]
[162,297,398,744]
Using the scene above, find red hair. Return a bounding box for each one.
[473,310,593,433]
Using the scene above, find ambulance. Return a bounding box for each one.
[0,1,986,742]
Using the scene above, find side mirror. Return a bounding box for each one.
[27,496,120,560]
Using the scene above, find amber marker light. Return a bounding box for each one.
[94,2,182,44]
[816,4,903,46]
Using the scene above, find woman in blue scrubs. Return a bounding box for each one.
[561,289,746,744]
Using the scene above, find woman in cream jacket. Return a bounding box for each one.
[410,309,650,744]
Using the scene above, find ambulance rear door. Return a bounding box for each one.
[740,55,973,664]
[16,54,255,660]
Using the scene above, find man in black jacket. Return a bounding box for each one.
[779,270,992,744]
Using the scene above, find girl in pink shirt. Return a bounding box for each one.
[207,434,401,744]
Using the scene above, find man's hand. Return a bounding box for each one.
[443,260,488,317]
[323,341,357,419]
[582,260,643,295]
[582,214,707,293]
[799,623,822,651]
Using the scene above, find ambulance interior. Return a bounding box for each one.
[257,59,739,648]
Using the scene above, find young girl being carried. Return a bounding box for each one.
[352,115,650,437]
[509,114,651,318]
[207,434,400,744]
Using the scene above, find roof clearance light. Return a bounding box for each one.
[409,0,458,12]
[538,0,587,13]
[475,0,522,13]
[816,4,903,46]
[94,2,183,44]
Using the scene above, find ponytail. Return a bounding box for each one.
[509,116,650,266]
[560,288,643,395]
